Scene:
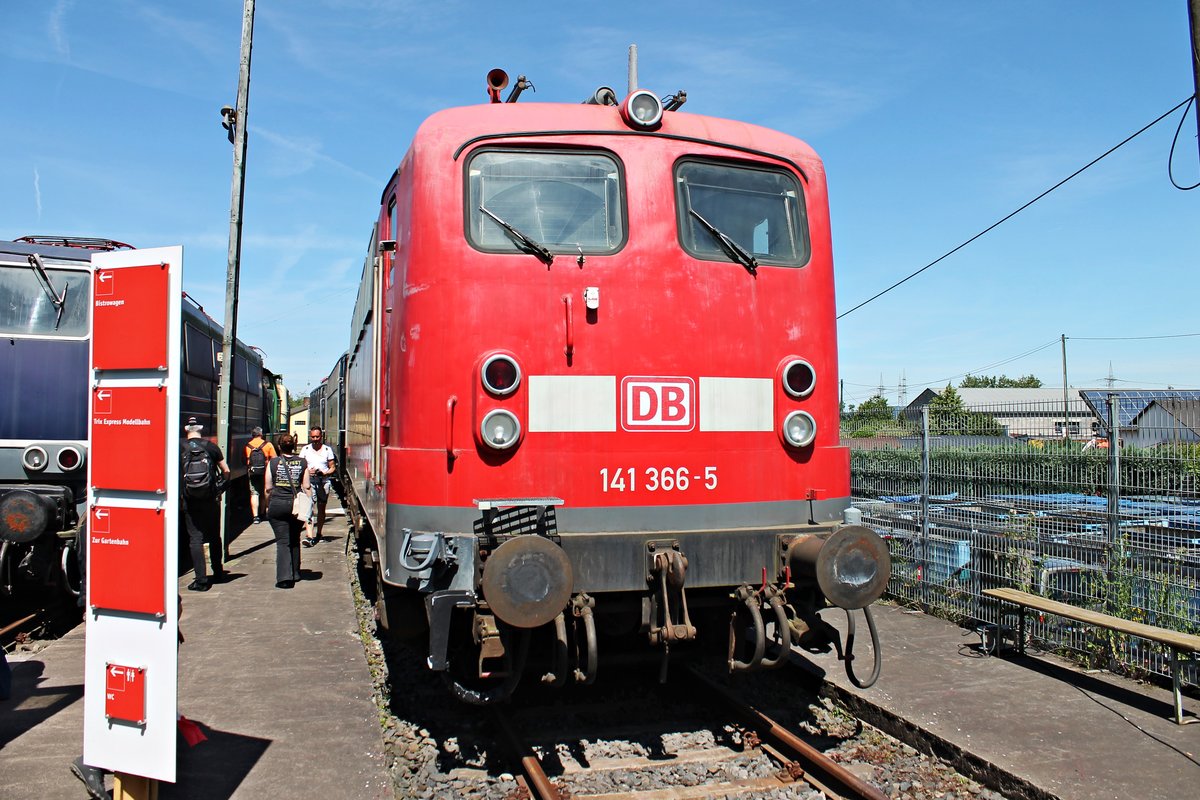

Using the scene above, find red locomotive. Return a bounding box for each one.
[335,71,891,703]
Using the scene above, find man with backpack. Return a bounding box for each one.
[244,426,277,524]
[181,417,230,592]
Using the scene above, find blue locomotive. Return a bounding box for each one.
[1,237,283,602]
[0,238,100,598]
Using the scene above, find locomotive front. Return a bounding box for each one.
[0,240,94,599]
[345,76,890,702]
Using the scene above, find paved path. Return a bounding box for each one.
[1,508,392,799]
[805,602,1200,799]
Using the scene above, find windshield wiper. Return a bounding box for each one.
[688,209,758,275]
[479,206,554,266]
[28,253,68,329]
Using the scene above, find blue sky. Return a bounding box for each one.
[2,2,1197,406]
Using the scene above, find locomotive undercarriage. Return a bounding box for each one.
[367,501,892,704]
[0,484,84,598]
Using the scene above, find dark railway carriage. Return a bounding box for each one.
[0,239,94,597]
[263,369,290,435]
[179,294,267,482]
[1,240,274,601]
[310,353,348,466]
[341,76,890,703]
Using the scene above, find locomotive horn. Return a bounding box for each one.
[583,86,618,106]
[486,68,509,103]
[786,525,891,610]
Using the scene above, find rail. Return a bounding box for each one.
[490,669,890,800]
[683,666,890,800]
[489,707,564,800]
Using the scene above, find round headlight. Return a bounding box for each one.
[482,354,521,396]
[782,411,817,448]
[480,409,521,450]
[58,446,83,471]
[782,359,816,398]
[22,446,49,471]
[620,89,663,129]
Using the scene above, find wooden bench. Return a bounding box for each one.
[982,587,1200,725]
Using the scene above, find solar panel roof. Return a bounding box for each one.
[1079,389,1200,428]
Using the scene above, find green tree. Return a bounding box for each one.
[929,385,968,435]
[960,374,1043,388]
[842,394,900,438]
[929,384,1004,435]
[930,384,965,413]
[852,394,893,422]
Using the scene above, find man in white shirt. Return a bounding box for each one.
[299,427,336,546]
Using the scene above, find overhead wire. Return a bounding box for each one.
[1167,96,1199,190]
[837,95,1196,320]
[1169,28,1200,190]
[842,337,1060,405]
[918,338,1061,389]
[1071,332,1200,341]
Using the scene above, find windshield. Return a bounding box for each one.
[675,160,809,267]
[0,263,91,337]
[467,150,625,255]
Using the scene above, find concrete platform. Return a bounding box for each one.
[7,523,1199,800]
[0,507,392,799]
[802,603,1200,799]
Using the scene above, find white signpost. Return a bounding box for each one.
[83,246,183,784]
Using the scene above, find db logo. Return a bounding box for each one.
[621,377,695,431]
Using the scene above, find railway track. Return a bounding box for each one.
[352,541,1013,800]
[488,665,887,800]
[1,595,80,651]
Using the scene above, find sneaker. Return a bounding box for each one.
[70,757,108,800]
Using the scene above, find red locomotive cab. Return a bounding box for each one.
[340,78,886,703]
[376,109,848,513]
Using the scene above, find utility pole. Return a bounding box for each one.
[216,0,255,547]
[628,44,638,93]
[1189,0,1200,164]
[1061,334,1069,439]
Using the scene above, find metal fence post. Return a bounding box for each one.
[1105,392,1120,612]
[921,406,931,604]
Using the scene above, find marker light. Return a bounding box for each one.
[782,411,817,448]
[620,89,663,129]
[22,446,49,471]
[782,359,816,398]
[482,354,521,396]
[57,446,83,471]
[481,409,521,450]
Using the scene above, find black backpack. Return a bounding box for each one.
[183,440,217,499]
[247,442,267,476]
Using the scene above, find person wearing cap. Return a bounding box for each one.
[244,426,277,524]
[181,417,230,591]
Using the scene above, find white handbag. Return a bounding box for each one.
[291,490,313,521]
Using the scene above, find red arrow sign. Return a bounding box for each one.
[104,663,146,725]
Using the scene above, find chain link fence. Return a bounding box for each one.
[843,395,1200,684]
